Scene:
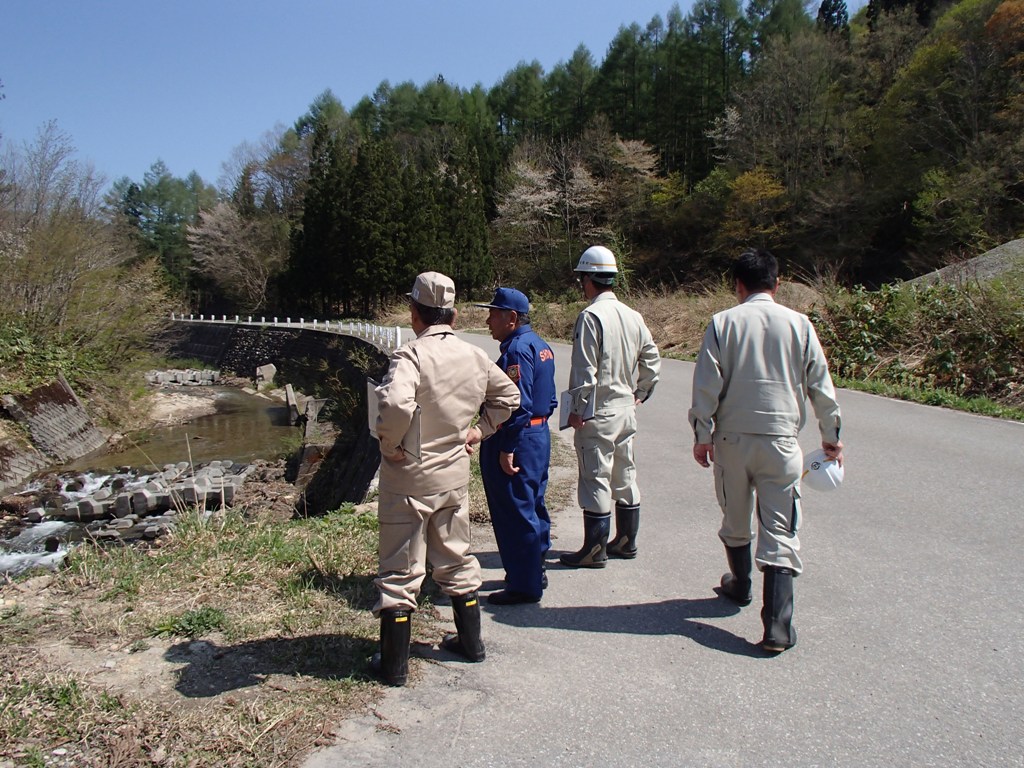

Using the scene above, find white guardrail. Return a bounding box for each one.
[172,313,403,352]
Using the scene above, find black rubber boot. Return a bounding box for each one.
[720,544,753,606]
[607,503,640,559]
[559,511,610,569]
[440,592,486,662]
[369,609,412,686]
[761,567,797,653]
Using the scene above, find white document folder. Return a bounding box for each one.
[559,386,595,430]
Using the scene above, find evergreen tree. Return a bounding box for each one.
[593,24,650,139]
[489,61,547,144]
[287,117,352,315]
[544,45,598,138]
[108,160,215,298]
[817,0,851,39]
[349,137,403,316]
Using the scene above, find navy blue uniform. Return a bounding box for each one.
[481,325,557,598]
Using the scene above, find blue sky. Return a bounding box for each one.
[1,1,864,191]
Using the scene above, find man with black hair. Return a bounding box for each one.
[689,249,843,653]
[371,271,520,685]
[560,245,660,569]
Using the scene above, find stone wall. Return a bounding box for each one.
[1,374,106,464]
[0,432,49,495]
[0,374,108,494]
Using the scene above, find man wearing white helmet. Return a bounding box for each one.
[560,245,661,569]
[688,248,843,653]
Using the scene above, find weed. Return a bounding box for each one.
[151,606,227,638]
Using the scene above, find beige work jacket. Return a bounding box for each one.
[569,292,660,416]
[375,324,520,495]
[688,293,841,445]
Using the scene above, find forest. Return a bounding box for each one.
[2,0,1022,328]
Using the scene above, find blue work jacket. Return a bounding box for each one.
[496,325,557,454]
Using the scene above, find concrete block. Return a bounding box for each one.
[113,494,133,518]
[132,489,157,513]
[207,483,236,508]
[78,498,105,517]
[175,483,208,508]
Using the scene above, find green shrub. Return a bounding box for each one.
[812,276,1024,407]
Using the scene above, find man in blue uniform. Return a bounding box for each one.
[475,287,557,605]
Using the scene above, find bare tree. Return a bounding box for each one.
[0,120,171,359]
[0,121,127,329]
[187,201,287,311]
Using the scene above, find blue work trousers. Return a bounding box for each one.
[480,425,551,598]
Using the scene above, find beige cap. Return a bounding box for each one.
[408,271,456,309]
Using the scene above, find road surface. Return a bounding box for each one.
[305,332,1024,768]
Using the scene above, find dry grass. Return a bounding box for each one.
[381,282,822,361]
[0,433,579,766]
[0,507,391,766]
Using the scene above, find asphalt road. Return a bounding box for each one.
[305,332,1024,768]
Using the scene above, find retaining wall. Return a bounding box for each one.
[1,374,108,494]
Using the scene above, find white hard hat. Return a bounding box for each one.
[575,245,618,274]
[801,448,844,492]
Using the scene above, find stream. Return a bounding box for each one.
[2,387,301,576]
[64,388,298,472]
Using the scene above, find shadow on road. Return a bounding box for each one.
[487,591,766,658]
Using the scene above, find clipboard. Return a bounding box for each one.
[368,378,423,461]
[559,386,595,430]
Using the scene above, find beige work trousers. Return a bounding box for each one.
[574,408,640,514]
[374,486,483,615]
[713,431,803,573]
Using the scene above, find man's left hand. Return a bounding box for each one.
[499,451,520,476]
[822,440,844,466]
[693,443,714,468]
[465,425,483,455]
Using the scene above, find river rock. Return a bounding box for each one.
[1,495,36,515]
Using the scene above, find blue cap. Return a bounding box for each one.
[474,287,530,314]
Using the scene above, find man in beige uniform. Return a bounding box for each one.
[689,249,843,653]
[560,245,660,569]
[371,271,520,685]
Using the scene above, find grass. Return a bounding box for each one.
[151,606,228,638]
[833,376,1024,421]
[0,504,390,766]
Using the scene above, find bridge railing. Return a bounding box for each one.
[171,313,403,352]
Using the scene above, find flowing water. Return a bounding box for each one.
[63,388,299,472]
[2,387,300,575]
